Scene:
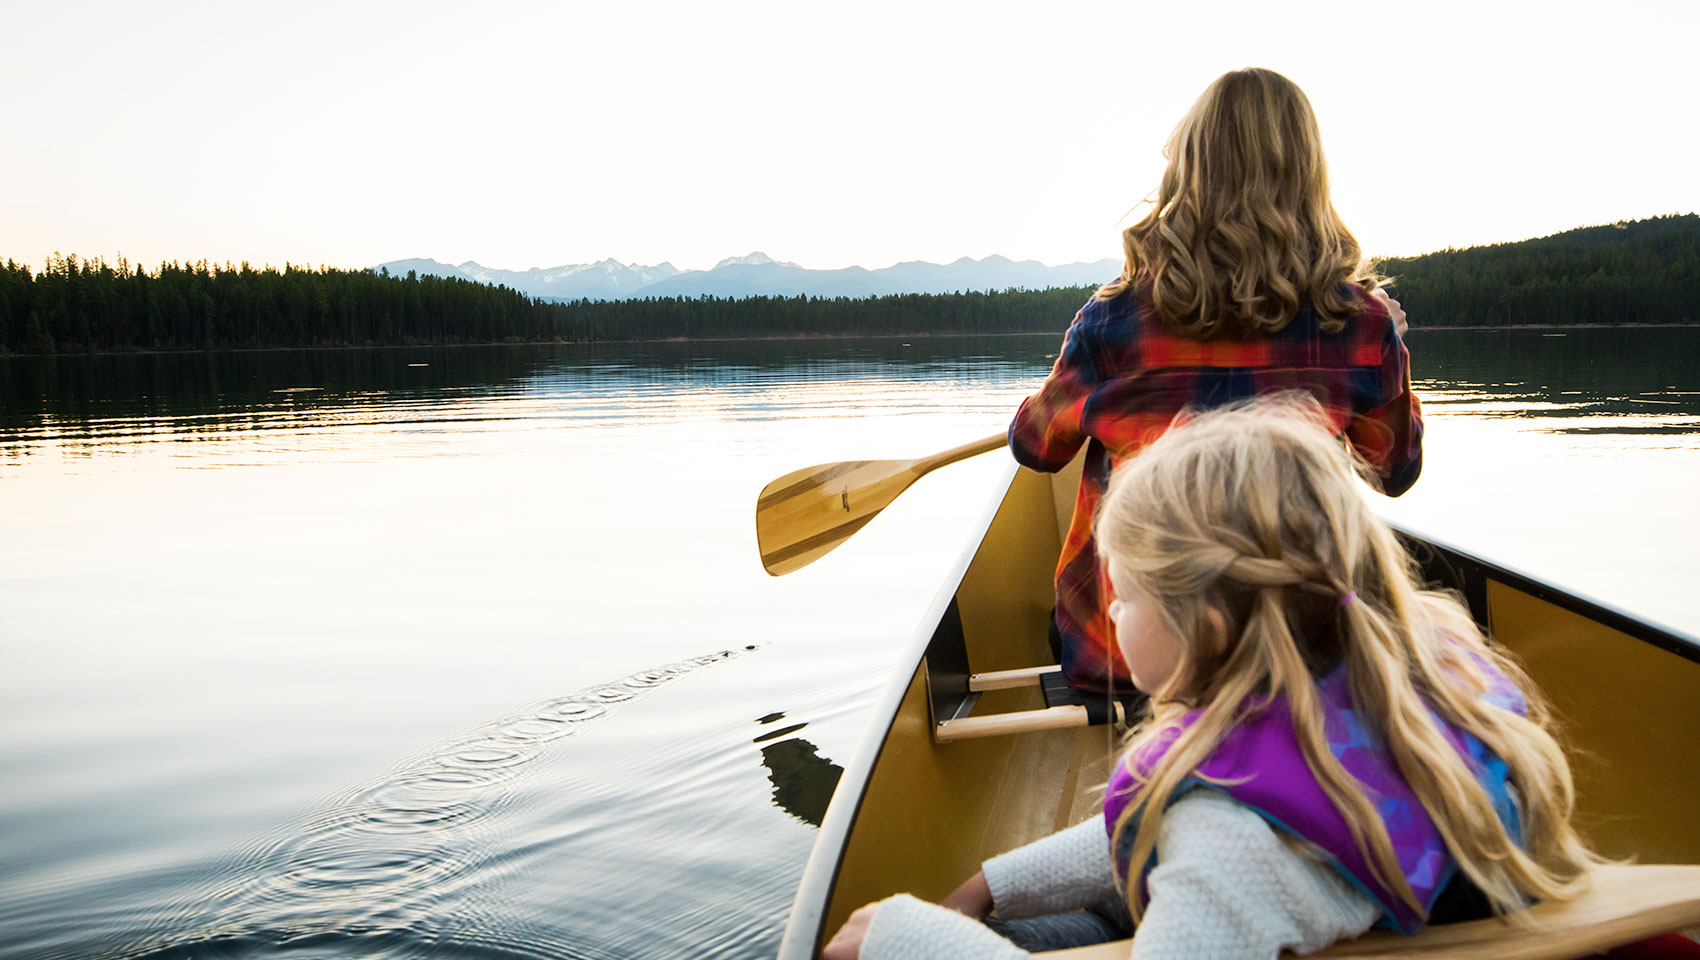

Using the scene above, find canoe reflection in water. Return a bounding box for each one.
[755,713,844,828]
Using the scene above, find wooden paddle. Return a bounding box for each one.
[756,433,1010,576]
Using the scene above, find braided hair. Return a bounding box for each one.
[1099,395,1599,925]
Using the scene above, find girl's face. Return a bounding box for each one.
[1106,558,1186,695]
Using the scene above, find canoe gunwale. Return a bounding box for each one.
[1394,521,1700,663]
[775,459,1023,959]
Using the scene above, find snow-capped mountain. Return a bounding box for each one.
[373,252,1119,302]
[711,252,801,270]
[375,257,681,300]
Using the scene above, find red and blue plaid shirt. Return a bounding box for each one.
[1008,285,1423,693]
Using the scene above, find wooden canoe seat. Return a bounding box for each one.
[934,665,1139,742]
[1035,864,1700,960]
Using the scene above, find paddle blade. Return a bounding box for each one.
[755,457,921,576]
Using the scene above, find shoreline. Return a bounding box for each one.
[2,323,1697,360]
[1407,322,1700,331]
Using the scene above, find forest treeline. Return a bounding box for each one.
[1379,214,1697,327]
[2,214,1695,355]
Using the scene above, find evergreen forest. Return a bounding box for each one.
[1378,214,1697,328]
[2,215,1694,356]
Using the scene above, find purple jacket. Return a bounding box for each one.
[1104,661,1525,933]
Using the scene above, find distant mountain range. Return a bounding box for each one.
[374,251,1120,301]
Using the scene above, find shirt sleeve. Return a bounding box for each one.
[1129,790,1380,960]
[982,817,1119,920]
[857,792,1379,960]
[861,894,1035,960]
[1345,324,1424,497]
[1009,305,1100,473]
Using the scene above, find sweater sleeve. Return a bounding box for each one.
[861,895,1035,960]
[1130,790,1380,960]
[982,817,1118,920]
[858,792,1379,960]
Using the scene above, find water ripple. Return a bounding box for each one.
[123,649,745,960]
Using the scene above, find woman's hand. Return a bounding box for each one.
[939,870,995,920]
[821,902,880,960]
[1372,288,1408,338]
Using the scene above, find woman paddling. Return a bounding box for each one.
[1006,66,1423,696]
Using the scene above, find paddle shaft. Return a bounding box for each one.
[755,432,1011,576]
[913,433,1009,477]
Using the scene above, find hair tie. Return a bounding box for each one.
[1338,591,1359,607]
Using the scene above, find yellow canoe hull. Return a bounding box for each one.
[778,459,1700,957]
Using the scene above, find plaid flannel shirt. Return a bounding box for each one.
[1008,285,1423,693]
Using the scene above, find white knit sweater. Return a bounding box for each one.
[860,790,1379,960]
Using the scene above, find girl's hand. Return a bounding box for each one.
[820,902,880,960]
[939,870,995,919]
[1372,288,1408,338]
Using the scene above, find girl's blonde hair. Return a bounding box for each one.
[1097,68,1381,338]
[1100,396,1598,925]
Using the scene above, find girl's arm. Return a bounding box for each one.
[847,895,1035,960]
[845,792,1379,960]
[838,790,1381,960]
[835,817,1118,960]
[982,816,1119,919]
[938,870,993,919]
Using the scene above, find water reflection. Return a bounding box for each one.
[0,328,1695,959]
[4,331,1697,460]
[751,712,844,828]
[757,738,843,830]
[0,340,1055,474]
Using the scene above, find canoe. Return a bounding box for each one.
[775,454,1700,958]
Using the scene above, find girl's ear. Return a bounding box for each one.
[1205,605,1230,653]
[1171,605,1229,701]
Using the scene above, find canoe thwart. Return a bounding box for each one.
[935,702,1127,743]
[968,665,1063,692]
[1036,864,1700,960]
[941,664,1141,741]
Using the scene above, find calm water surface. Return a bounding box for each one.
[1,329,1697,959]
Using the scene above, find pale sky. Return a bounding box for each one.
[3,0,1695,274]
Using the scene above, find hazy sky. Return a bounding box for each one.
[3,0,1695,273]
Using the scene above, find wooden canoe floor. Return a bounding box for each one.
[1037,864,1700,960]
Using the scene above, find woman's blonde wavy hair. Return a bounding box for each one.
[1097,68,1381,338]
[1100,396,1599,926]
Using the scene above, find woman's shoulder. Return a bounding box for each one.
[1075,285,1148,328]
[1339,281,1394,333]
[1052,289,1152,371]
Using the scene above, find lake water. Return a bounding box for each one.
[1,328,1697,959]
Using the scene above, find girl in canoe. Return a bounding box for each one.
[1006,66,1422,697]
[822,398,1597,959]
